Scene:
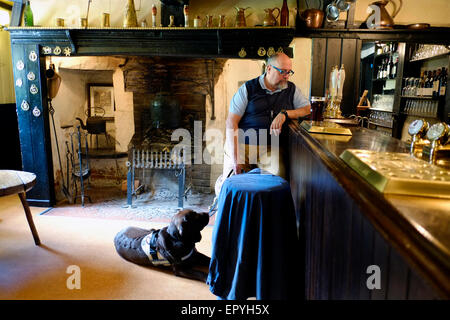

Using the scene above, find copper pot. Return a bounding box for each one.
[301,9,324,28]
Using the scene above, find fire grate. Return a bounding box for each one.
[125,147,187,208]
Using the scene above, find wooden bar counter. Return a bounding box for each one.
[288,121,450,300]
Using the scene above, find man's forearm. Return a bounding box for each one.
[286,105,311,119]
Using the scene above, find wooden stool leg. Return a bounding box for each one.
[18,192,41,246]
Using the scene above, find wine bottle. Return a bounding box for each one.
[432,69,440,98]
[386,56,392,79]
[280,0,289,26]
[24,0,34,27]
[439,67,447,97]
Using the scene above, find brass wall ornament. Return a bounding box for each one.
[53,46,61,55]
[30,84,39,95]
[32,106,41,117]
[42,46,52,55]
[257,47,266,56]
[21,100,30,111]
[28,51,37,62]
[238,48,247,58]
[267,47,275,57]
[16,60,24,71]
[27,71,35,81]
[63,47,72,56]
[277,47,284,54]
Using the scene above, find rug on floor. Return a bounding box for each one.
[38,185,217,224]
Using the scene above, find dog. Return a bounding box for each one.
[114,209,210,282]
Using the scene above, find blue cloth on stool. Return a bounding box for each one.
[207,169,301,300]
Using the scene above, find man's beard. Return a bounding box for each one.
[275,80,288,90]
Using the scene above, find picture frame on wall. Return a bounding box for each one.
[88,84,115,119]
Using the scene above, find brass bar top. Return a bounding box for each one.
[289,120,450,298]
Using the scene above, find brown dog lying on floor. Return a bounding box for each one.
[114,209,210,282]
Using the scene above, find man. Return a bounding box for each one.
[221,52,311,184]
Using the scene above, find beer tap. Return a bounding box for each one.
[426,122,450,165]
[407,119,430,157]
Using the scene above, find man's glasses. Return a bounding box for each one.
[271,65,294,76]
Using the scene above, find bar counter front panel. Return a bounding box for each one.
[288,121,449,300]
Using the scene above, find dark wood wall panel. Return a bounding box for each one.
[310,38,362,116]
[325,39,342,91]
[310,38,327,97]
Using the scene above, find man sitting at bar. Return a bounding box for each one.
[221,52,311,182]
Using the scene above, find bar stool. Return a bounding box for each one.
[207,169,301,300]
[0,170,40,245]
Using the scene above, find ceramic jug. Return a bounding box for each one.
[263,7,280,26]
[235,7,251,27]
[369,0,401,29]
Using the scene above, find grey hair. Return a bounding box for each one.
[266,53,283,67]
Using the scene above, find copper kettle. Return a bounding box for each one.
[368,0,402,29]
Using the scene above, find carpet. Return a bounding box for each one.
[40,184,217,225]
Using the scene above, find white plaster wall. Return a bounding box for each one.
[112,68,134,153]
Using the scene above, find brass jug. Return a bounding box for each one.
[124,0,138,28]
[263,7,280,27]
[235,7,251,27]
[369,0,402,29]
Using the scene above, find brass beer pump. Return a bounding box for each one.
[426,122,450,166]
[407,119,430,157]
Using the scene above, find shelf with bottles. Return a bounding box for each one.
[401,67,448,100]
[373,42,400,82]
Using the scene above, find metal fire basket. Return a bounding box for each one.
[126,147,187,208]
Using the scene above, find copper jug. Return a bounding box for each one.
[263,7,280,26]
[368,0,402,29]
[235,7,251,27]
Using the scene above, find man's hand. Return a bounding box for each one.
[233,163,244,175]
[270,112,287,136]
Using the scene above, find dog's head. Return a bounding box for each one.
[167,209,209,244]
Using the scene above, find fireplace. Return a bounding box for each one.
[7,26,294,206]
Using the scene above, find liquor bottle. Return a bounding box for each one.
[383,59,389,79]
[386,56,392,79]
[432,69,440,98]
[24,0,34,27]
[439,67,447,97]
[389,54,395,79]
[280,0,289,26]
[424,71,431,96]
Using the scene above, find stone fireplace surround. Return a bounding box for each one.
[49,55,228,201]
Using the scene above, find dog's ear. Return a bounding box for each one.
[170,210,209,243]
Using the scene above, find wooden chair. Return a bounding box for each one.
[0,170,40,245]
[68,125,92,207]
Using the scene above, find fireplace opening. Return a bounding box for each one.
[46,55,264,213]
